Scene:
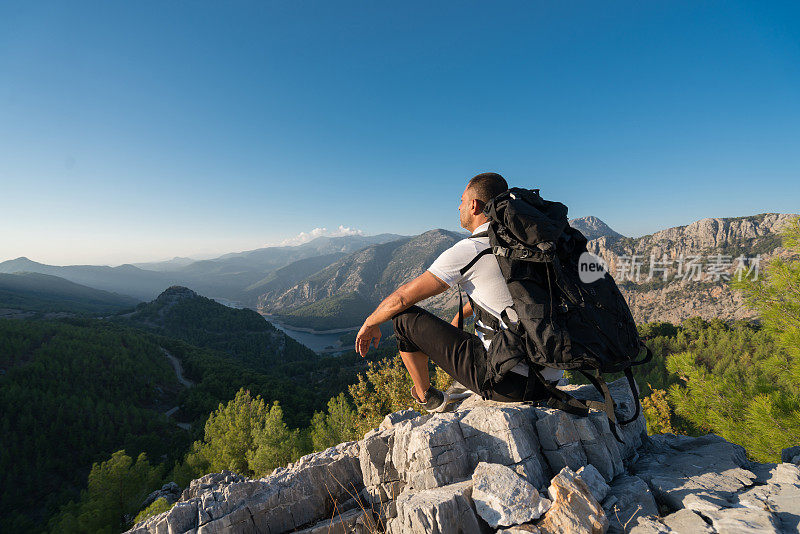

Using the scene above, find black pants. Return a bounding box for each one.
[392,305,547,402]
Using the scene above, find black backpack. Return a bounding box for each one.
[458,187,651,441]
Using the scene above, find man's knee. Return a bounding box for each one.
[392,305,424,352]
[391,305,423,333]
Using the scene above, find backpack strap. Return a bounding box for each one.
[456,287,501,337]
[612,345,650,425]
[616,367,643,425]
[459,248,492,276]
[456,233,493,332]
[527,366,627,444]
[631,344,653,366]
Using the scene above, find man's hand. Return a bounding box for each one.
[353,271,449,357]
[355,323,381,357]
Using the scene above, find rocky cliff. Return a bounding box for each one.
[126,378,800,533]
[589,213,797,324]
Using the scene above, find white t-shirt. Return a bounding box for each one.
[427,222,563,381]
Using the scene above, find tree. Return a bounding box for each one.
[668,217,800,462]
[641,389,676,435]
[199,389,268,475]
[190,388,303,478]
[133,497,173,524]
[309,393,361,451]
[348,354,417,435]
[734,217,800,386]
[48,450,163,534]
[247,401,302,476]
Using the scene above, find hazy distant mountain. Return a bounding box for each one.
[0,257,176,301]
[154,234,406,302]
[216,233,405,261]
[0,271,140,314]
[131,256,197,271]
[569,216,623,241]
[259,229,464,328]
[0,233,407,305]
[242,252,348,300]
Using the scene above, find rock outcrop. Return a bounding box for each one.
[587,213,798,324]
[127,378,800,534]
[570,216,623,241]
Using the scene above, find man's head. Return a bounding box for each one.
[459,172,508,231]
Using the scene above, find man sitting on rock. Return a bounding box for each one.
[355,172,563,412]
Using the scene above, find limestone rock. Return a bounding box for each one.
[387,479,481,534]
[602,474,658,533]
[141,481,181,509]
[293,508,374,534]
[538,467,608,534]
[735,463,800,533]
[127,441,362,534]
[576,464,610,503]
[391,413,471,491]
[631,433,755,511]
[380,409,419,431]
[630,509,713,534]
[781,446,800,465]
[497,526,541,534]
[129,378,652,534]
[471,462,551,528]
[359,427,400,503]
[457,403,548,488]
[700,507,780,533]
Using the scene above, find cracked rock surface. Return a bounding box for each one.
[472,461,551,528]
[126,378,800,533]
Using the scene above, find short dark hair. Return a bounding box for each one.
[467,172,508,205]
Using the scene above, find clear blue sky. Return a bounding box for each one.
[1,1,798,266]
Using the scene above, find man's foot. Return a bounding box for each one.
[410,385,450,413]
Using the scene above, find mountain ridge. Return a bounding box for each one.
[569,215,623,240]
[257,213,797,328]
[0,271,140,315]
[258,229,464,328]
[0,234,408,303]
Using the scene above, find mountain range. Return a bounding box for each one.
[0,233,403,303]
[0,271,139,316]
[257,213,797,328]
[2,214,796,328]
[261,229,465,328]
[587,212,797,323]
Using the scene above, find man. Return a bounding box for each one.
[355,172,563,412]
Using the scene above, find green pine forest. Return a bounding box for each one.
[1,217,798,533]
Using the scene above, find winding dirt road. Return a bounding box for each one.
[161,347,194,430]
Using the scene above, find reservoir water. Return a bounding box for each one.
[269,321,356,354]
[211,297,356,354]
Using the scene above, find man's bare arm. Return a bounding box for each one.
[355,271,449,356]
